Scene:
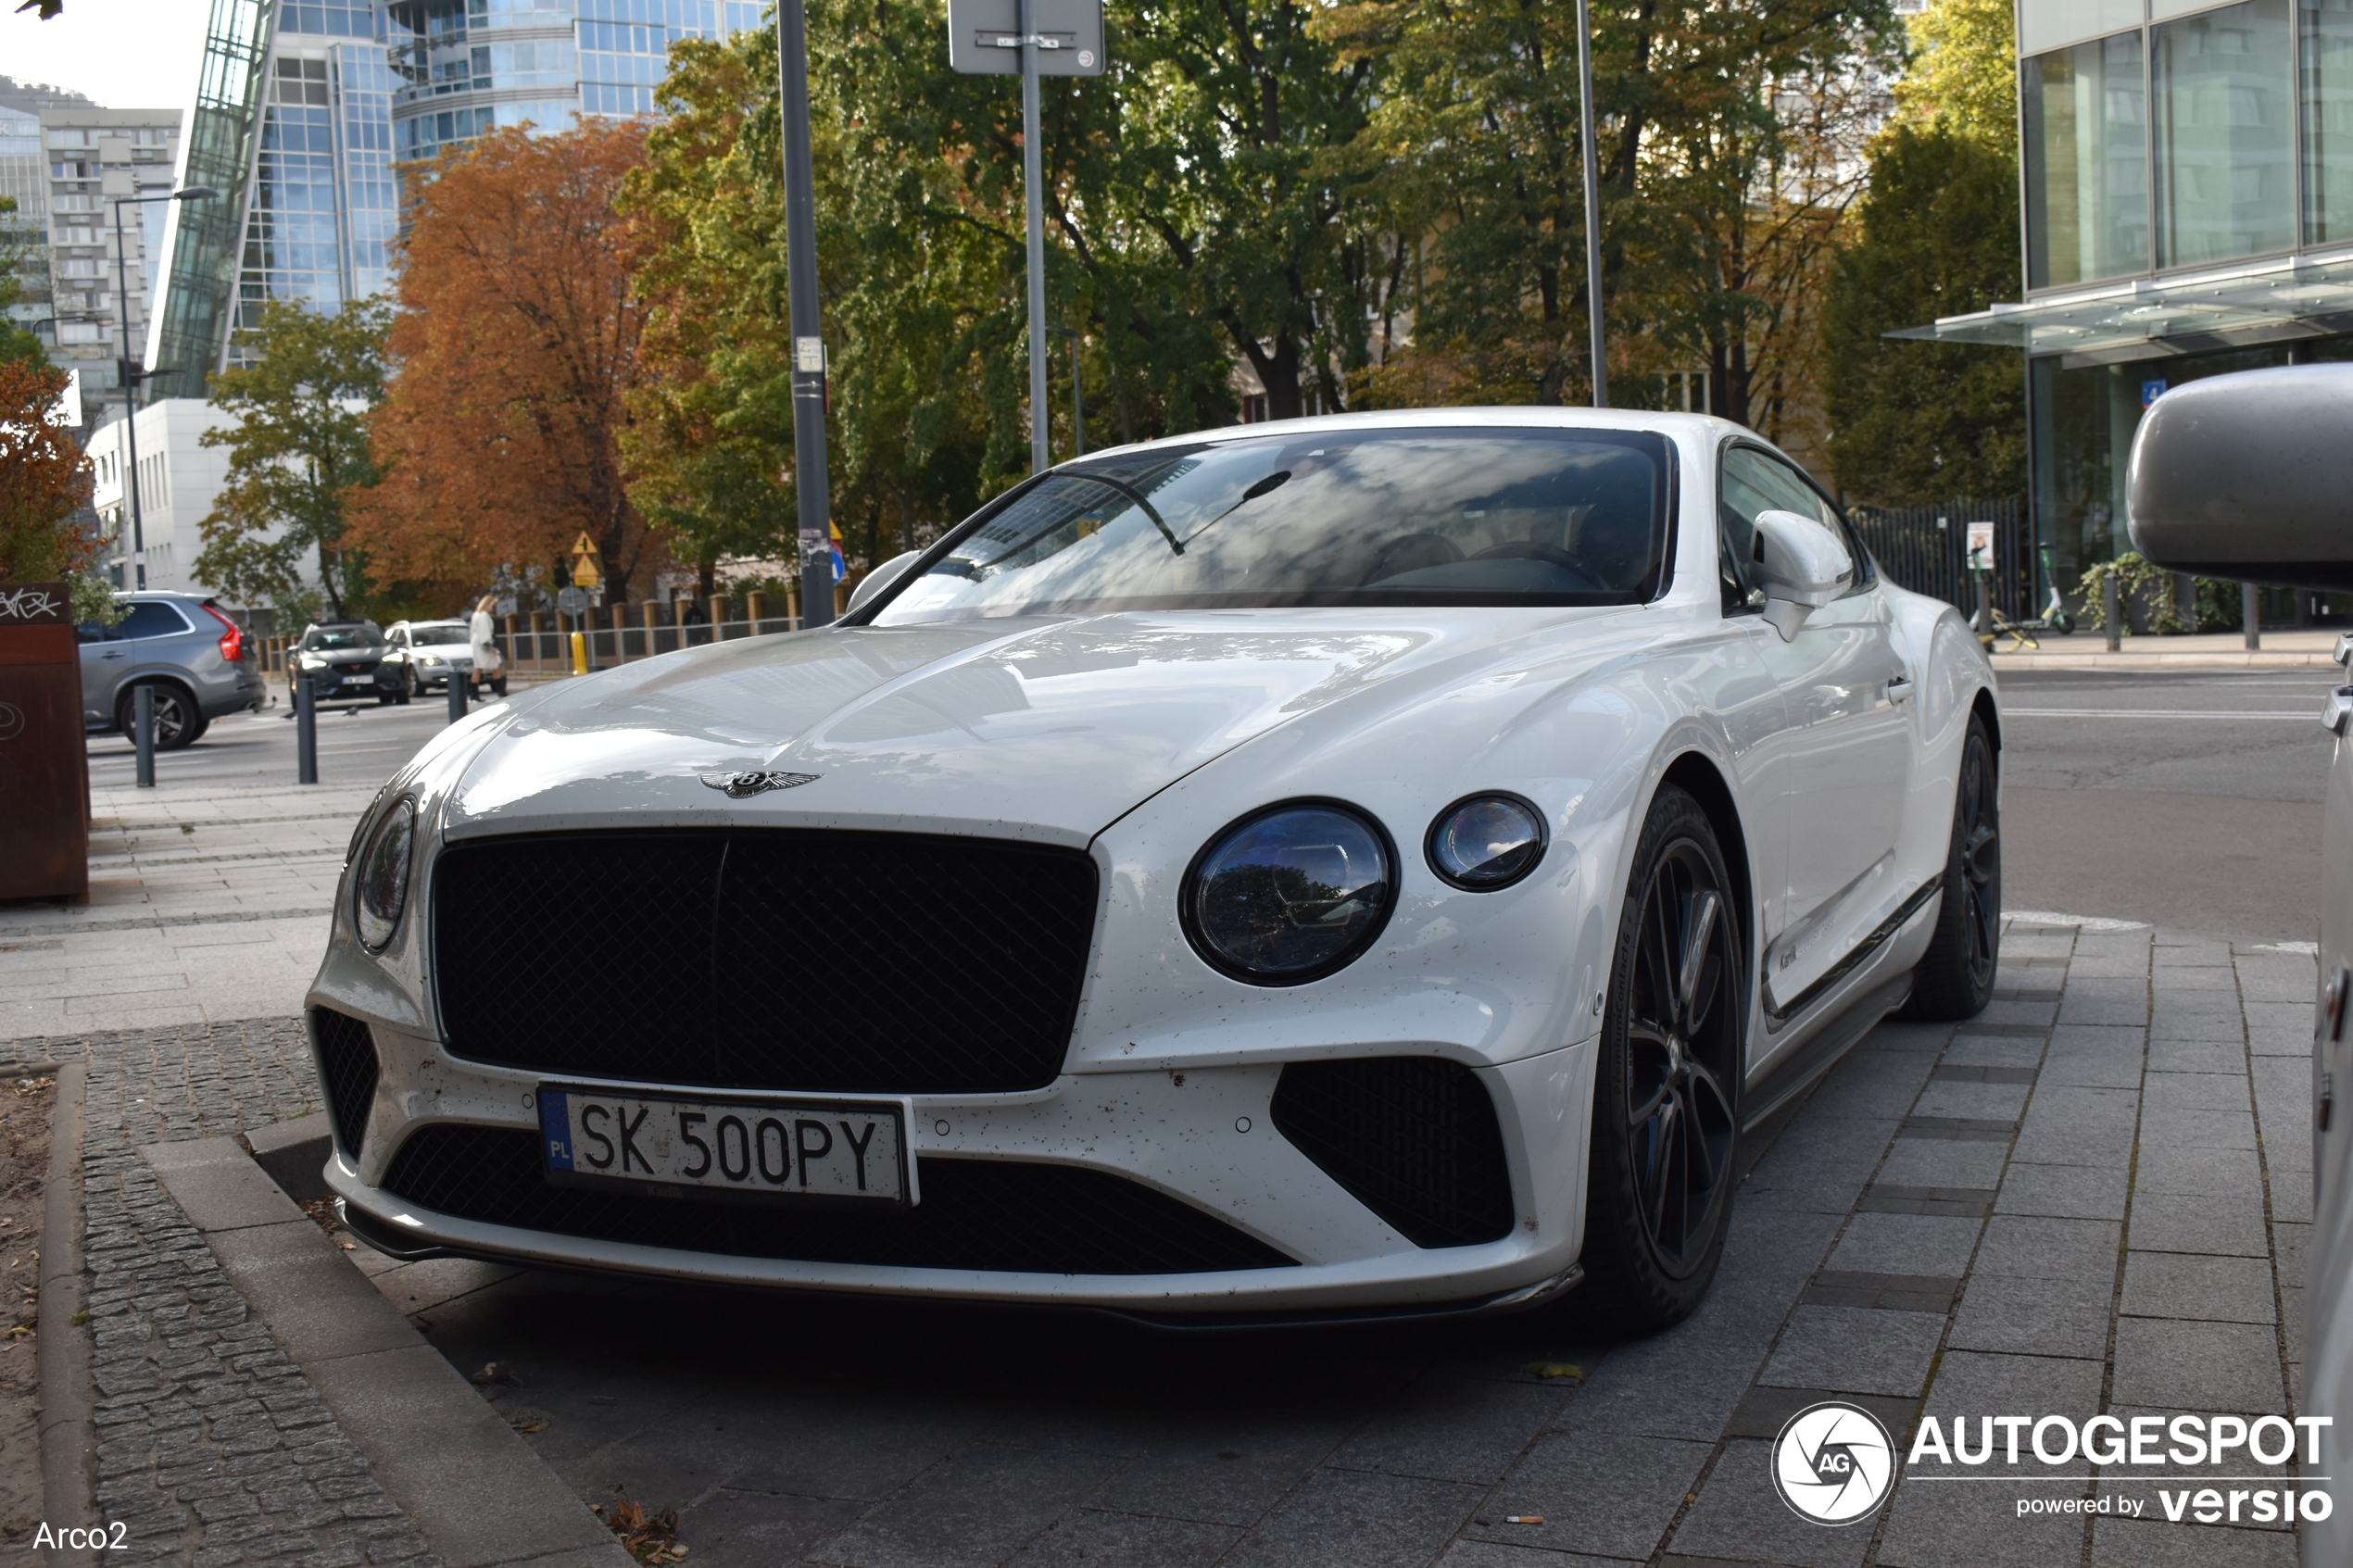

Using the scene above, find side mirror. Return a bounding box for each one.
[846,549,923,614]
[1750,508,1854,640]
[2128,364,2353,591]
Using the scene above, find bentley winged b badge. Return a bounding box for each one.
[700,771,820,798]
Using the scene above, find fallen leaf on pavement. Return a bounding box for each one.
[595,1499,686,1563]
[1520,1361,1584,1380]
[472,1361,513,1385]
[510,1417,550,1435]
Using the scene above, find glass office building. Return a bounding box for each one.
[1909,0,2353,603]
[151,0,756,396]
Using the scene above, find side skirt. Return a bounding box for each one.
[1740,971,1913,1134]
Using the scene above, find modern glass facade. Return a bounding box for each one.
[153,0,757,395]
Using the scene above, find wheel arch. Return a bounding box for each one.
[116,671,199,721]
[1656,749,1755,975]
[1971,686,2001,758]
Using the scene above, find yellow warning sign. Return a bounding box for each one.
[569,532,603,588]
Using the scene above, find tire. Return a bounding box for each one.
[1579,784,1745,1331]
[1903,715,2001,1021]
[115,684,201,750]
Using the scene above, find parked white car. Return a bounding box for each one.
[308,409,2000,1326]
[382,619,475,700]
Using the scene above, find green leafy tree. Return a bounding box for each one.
[1820,129,2023,504]
[1892,0,2017,143]
[195,298,389,620]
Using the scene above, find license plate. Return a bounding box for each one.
[537,1085,909,1205]
[341,675,371,686]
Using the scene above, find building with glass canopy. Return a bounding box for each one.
[1904,0,2353,608]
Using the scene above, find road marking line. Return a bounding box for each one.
[2004,708,2317,720]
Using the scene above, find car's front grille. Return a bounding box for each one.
[309,1007,380,1158]
[432,830,1100,1094]
[335,660,380,675]
[1270,1056,1516,1248]
[378,1124,1297,1275]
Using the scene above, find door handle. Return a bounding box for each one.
[1886,674,1912,703]
[100,651,125,660]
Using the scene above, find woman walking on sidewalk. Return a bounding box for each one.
[469,596,507,698]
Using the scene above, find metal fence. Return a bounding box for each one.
[1847,497,2032,619]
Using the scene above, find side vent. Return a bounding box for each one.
[309,1007,381,1159]
[1270,1056,1516,1248]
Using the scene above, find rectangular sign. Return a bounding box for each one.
[948,0,1105,75]
[539,1085,911,1205]
[1965,521,1994,571]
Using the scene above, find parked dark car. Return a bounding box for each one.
[77,590,266,749]
[290,621,400,707]
[381,619,473,699]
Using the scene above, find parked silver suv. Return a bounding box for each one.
[76,590,266,749]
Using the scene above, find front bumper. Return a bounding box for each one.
[320,1011,1597,1315]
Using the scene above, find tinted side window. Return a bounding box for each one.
[117,602,192,639]
[1718,445,1870,607]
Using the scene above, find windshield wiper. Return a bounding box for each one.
[1063,472,1185,557]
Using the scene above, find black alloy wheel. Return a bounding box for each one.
[1904,715,2001,1020]
[115,684,199,751]
[1580,784,1744,1330]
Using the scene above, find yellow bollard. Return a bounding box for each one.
[570,630,588,675]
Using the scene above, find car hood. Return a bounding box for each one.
[446,608,1642,846]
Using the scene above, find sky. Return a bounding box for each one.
[2,0,211,114]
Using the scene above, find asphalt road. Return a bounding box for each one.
[87,665,2333,942]
[84,688,497,795]
[1996,667,2337,944]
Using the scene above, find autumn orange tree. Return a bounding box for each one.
[351,121,657,599]
[0,358,94,580]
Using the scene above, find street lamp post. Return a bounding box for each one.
[109,186,216,594]
[1573,0,1607,408]
[774,0,836,630]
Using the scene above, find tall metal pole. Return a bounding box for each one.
[776,0,836,629]
[1070,331,1084,458]
[112,198,147,590]
[1021,0,1050,474]
[1574,0,1607,409]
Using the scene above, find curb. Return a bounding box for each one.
[1990,650,2338,671]
[142,1128,630,1568]
[36,1060,94,1568]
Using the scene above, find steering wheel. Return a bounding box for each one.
[1473,540,1586,572]
[1365,532,1466,584]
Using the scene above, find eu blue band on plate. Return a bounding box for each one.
[540,1091,573,1170]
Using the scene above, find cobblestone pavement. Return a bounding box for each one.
[333,918,2311,1568]
[35,1018,438,1567]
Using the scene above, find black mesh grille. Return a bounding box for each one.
[379,1124,1296,1275]
[433,830,1100,1094]
[1270,1057,1516,1248]
[310,1007,380,1158]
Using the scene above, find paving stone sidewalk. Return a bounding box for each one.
[352,919,2315,1568]
[44,1018,437,1566]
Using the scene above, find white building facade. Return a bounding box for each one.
[84,400,236,596]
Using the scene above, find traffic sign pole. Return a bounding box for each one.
[1022,0,1049,475]
[776,0,837,629]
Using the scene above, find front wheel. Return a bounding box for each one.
[1579,784,1745,1332]
[115,684,200,750]
[1903,714,2000,1020]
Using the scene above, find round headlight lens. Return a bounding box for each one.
[354,797,417,950]
[1428,794,1547,890]
[1184,803,1395,984]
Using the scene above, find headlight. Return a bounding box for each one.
[1182,802,1395,984]
[1427,794,1548,891]
[419,655,444,667]
[353,797,418,950]
[297,655,327,671]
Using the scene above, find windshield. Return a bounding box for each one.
[409,622,469,645]
[303,625,384,650]
[870,427,1673,624]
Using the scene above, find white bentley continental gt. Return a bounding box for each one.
[309,409,2001,1329]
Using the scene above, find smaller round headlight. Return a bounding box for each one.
[354,797,418,950]
[1184,802,1396,984]
[1427,794,1548,891]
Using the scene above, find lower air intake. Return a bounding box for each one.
[378,1125,1297,1276]
[309,1007,380,1159]
[1270,1056,1516,1248]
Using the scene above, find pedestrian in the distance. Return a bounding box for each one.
[470,595,507,698]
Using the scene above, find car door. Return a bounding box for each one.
[1719,443,1915,1019]
[76,620,120,726]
